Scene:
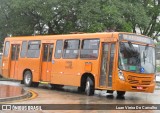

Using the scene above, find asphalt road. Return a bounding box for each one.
[0,80,160,113]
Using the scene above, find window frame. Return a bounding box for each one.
[48,44,54,62]
[42,44,49,62]
[4,41,10,57]
[11,45,17,60]
[27,40,41,58]
[54,40,63,59]
[20,41,28,58]
[63,39,80,59]
[80,38,100,60]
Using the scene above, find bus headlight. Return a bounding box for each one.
[118,69,125,81]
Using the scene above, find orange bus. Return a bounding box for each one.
[1,32,156,96]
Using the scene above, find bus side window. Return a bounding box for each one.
[63,39,80,59]
[55,40,63,59]
[4,41,10,57]
[80,39,99,59]
[27,40,41,58]
[20,41,28,58]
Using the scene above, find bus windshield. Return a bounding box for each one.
[119,42,155,74]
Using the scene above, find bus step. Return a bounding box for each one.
[39,81,50,84]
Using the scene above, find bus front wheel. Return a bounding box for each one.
[24,71,33,87]
[85,77,94,96]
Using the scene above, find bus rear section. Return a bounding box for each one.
[1,41,10,78]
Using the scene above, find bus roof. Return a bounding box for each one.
[4,32,150,41]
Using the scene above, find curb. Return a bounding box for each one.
[0,78,19,82]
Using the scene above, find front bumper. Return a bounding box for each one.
[115,80,155,93]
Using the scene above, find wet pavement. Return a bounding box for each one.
[0,83,32,103]
[0,81,160,113]
[0,85,24,98]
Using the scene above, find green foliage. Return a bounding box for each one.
[157,42,160,46]
[0,0,159,40]
[157,66,160,72]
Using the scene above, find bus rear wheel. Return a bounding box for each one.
[85,77,94,96]
[24,71,33,87]
[117,91,126,96]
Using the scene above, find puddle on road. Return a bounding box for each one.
[0,84,24,98]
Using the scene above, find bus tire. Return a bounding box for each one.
[85,77,94,96]
[24,71,33,87]
[117,91,126,96]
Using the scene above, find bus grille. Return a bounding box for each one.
[129,80,139,84]
[141,81,151,85]
[128,75,151,85]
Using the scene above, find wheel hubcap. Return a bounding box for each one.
[85,81,90,92]
[25,74,31,84]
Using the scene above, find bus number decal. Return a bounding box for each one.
[65,61,72,69]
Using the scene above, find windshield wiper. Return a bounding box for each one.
[143,51,146,64]
[143,44,149,64]
[127,41,138,56]
[128,41,134,48]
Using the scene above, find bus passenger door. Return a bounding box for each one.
[41,44,54,82]
[100,43,116,88]
[10,45,20,79]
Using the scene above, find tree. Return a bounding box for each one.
[0,0,159,38]
[142,0,160,40]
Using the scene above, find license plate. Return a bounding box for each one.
[137,86,143,90]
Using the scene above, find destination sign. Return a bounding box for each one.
[29,40,41,45]
[119,34,154,44]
